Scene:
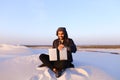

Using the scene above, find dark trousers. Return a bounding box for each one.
[39,54,71,71]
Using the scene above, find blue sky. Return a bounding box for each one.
[0,0,120,45]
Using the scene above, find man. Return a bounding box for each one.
[39,27,77,78]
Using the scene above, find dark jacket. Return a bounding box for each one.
[52,38,77,62]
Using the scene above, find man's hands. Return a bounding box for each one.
[58,44,64,51]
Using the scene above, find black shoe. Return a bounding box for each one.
[55,71,62,78]
[61,69,65,73]
[55,69,65,78]
[69,63,74,68]
[38,64,46,67]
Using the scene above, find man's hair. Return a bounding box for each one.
[56,27,68,39]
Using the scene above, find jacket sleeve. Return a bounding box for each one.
[52,39,58,48]
[66,39,77,53]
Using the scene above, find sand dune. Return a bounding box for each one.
[0,44,120,80]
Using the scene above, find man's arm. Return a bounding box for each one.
[66,39,77,53]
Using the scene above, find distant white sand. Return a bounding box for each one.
[0,44,120,80]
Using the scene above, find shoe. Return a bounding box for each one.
[69,63,74,68]
[38,64,46,67]
[55,71,62,78]
[61,69,65,73]
[52,68,62,78]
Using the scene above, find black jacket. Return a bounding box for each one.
[52,38,77,62]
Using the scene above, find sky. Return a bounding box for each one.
[0,0,120,45]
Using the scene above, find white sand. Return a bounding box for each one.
[0,44,120,80]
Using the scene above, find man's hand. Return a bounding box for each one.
[58,44,64,51]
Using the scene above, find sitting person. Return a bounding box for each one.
[39,27,77,78]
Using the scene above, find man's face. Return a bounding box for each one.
[58,31,64,40]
